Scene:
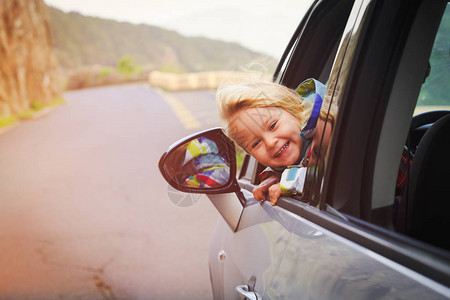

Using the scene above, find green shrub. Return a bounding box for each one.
[99,67,114,79]
[117,55,142,77]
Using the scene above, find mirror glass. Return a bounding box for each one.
[162,135,231,189]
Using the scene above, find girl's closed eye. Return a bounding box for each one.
[269,121,278,130]
[251,139,261,149]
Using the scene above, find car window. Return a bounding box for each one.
[415,5,450,115]
[275,0,354,88]
[325,0,450,252]
[391,3,450,250]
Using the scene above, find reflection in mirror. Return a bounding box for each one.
[162,136,231,189]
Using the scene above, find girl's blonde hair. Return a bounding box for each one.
[216,80,312,141]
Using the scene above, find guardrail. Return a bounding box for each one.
[148,70,270,91]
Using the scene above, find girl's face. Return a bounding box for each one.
[229,107,303,168]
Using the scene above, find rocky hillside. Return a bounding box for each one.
[47,7,273,73]
[0,0,62,121]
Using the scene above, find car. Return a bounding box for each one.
[159,0,450,298]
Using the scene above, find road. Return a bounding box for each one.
[0,83,222,299]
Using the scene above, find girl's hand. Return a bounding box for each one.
[268,183,282,206]
[252,174,280,203]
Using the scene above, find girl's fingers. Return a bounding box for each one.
[253,188,265,201]
[269,184,282,206]
[270,193,280,206]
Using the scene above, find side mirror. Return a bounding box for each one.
[159,128,246,232]
[158,128,240,194]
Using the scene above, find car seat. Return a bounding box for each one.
[406,114,450,250]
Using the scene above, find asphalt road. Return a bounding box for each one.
[0,83,222,299]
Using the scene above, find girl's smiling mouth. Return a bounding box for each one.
[274,141,290,158]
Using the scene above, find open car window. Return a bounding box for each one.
[240,0,355,193]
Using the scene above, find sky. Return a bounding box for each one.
[43,0,313,59]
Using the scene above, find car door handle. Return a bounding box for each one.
[236,284,262,300]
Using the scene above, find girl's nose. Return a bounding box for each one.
[265,134,277,149]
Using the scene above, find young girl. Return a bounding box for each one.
[216,78,333,206]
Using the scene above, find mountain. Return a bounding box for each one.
[0,0,63,123]
[47,6,275,73]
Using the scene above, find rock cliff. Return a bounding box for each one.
[0,0,62,120]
